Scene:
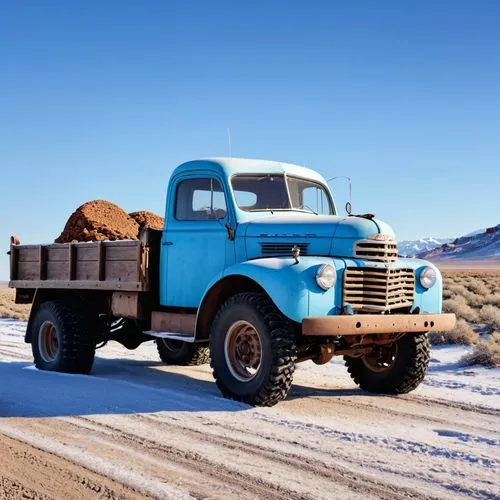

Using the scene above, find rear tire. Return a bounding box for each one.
[31,300,96,374]
[156,339,210,366]
[210,292,296,406]
[344,333,430,394]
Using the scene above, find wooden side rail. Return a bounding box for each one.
[9,239,151,292]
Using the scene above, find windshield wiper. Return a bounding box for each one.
[298,205,318,215]
[248,208,275,214]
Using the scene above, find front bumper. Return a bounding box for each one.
[302,313,456,336]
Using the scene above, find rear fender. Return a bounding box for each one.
[24,289,109,343]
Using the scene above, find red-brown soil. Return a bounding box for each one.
[129,210,164,231]
[55,200,139,243]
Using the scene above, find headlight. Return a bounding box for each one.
[316,264,336,290]
[420,266,437,289]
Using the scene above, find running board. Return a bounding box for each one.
[143,331,196,343]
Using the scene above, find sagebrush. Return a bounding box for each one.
[429,318,479,345]
[0,288,30,321]
[438,271,500,345]
[461,332,500,367]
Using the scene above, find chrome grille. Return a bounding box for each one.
[343,267,415,312]
[354,240,398,263]
[260,242,309,256]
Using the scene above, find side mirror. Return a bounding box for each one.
[326,176,352,216]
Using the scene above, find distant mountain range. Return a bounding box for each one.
[417,225,500,260]
[398,237,452,258]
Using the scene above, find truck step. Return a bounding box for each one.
[143,331,196,343]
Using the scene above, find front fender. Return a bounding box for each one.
[200,257,338,323]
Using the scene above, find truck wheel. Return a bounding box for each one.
[31,300,96,374]
[156,339,210,366]
[210,292,296,406]
[344,333,430,394]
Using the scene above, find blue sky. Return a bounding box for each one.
[1,0,499,278]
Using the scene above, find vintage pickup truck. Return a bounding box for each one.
[9,158,455,406]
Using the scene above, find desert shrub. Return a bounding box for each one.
[443,296,479,322]
[0,289,30,321]
[461,332,500,367]
[479,305,500,330]
[443,278,495,308]
[443,283,467,299]
[429,319,479,345]
[466,279,491,296]
[428,332,445,345]
[484,294,500,307]
[456,289,484,308]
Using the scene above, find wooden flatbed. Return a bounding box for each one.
[9,230,161,293]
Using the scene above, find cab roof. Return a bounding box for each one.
[172,157,328,185]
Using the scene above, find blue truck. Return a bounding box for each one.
[9,158,456,406]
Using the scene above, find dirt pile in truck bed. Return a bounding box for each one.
[55,200,140,243]
[129,211,164,231]
[55,201,165,243]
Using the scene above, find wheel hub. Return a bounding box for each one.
[362,343,398,373]
[38,321,60,363]
[224,320,262,382]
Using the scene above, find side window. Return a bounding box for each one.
[302,186,331,215]
[233,190,258,210]
[175,178,227,221]
[287,177,332,215]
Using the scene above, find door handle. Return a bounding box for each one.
[162,241,174,246]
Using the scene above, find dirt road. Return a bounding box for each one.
[0,433,151,500]
[1,319,499,499]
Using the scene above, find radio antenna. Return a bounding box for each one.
[227,128,232,157]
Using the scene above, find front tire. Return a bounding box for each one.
[31,300,96,374]
[210,292,296,406]
[344,333,430,394]
[156,339,210,366]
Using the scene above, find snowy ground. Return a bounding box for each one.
[1,318,499,499]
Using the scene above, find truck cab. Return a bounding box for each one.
[160,158,336,309]
[153,158,455,404]
[10,157,456,406]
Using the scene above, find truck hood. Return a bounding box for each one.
[242,213,396,259]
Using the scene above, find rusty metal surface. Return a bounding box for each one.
[353,239,398,263]
[302,313,456,336]
[343,267,415,312]
[151,311,196,334]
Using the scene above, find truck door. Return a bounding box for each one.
[161,176,232,307]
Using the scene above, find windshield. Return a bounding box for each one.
[231,174,334,215]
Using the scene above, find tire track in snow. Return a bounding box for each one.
[281,390,499,436]
[191,410,499,499]
[0,424,185,499]
[130,413,428,500]
[127,407,499,500]
[11,416,301,500]
[253,412,499,468]
[423,377,500,397]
